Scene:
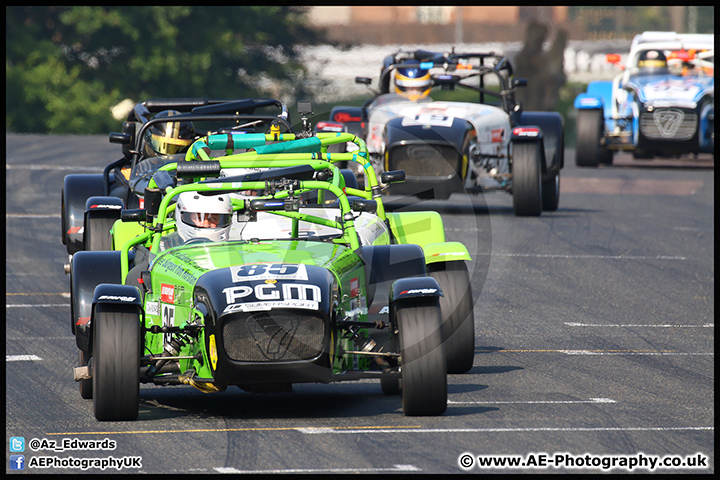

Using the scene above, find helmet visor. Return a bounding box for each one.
[181,212,231,229]
[150,131,194,155]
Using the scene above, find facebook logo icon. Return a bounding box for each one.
[10,455,25,470]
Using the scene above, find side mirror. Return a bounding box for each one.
[143,188,163,218]
[380,170,405,184]
[352,198,377,213]
[109,132,131,144]
[355,77,372,86]
[121,209,146,222]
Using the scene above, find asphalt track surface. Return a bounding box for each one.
[6,134,714,474]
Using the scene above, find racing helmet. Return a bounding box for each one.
[393,61,432,101]
[637,50,668,74]
[144,110,195,156]
[175,192,233,242]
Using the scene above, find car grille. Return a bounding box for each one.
[640,109,697,140]
[221,311,325,362]
[389,144,460,177]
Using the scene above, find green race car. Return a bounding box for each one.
[70,130,475,421]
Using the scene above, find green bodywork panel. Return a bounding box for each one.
[142,240,367,378]
[386,211,446,246]
[111,219,146,250]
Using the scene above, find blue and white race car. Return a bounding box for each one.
[574,31,714,166]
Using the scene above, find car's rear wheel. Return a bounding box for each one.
[380,374,400,395]
[575,109,604,167]
[541,171,560,212]
[512,142,543,216]
[93,303,140,421]
[397,301,447,416]
[78,349,93,399]
[84,211,116,251]
[428,262,475,374]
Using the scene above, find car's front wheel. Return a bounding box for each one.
[576,109,604,167]
[397,300,447,416]
[92,303,140,421]
[512,142,543,216]
[84,210,117,251]
[428,262,475,374]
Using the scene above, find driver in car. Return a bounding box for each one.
[125,192,233,296]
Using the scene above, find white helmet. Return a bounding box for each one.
[175,192,233,242]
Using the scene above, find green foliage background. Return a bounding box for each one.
[6,6,327,134]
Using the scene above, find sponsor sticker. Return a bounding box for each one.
[400,288,438,295]
[350,277,360,297]
[160,284,175,304]
[145,302,160,316]
[222,283,321,313]
[491,128,504,143]
[513,127,540,137]
[209,334,217,370]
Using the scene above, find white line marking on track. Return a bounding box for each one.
[324,426,713,435]
[566,322,714,328]
[5,164,104,171]
[6,213,61,218]
[7,355,42,361]
[448,397,616,405]
[6,293,70,297]
[475,253,686,260]
[6,304,70,308]
[214,464,421,474]
[559,350,713,356]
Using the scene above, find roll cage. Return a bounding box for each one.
[117,131,406,281]
[357,49,527,117]
[105,97,293,196]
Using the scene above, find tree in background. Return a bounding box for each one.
[514,21,568,112]
[6,6,328,133]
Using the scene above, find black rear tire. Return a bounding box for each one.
[92,303,140,421]
[428,262,475,374]
[380,375,401,395]
[397,301,447,416]
[78,349,93,399]
[512,142,543,216]
[541,171,560,212]
[575,109,603,167]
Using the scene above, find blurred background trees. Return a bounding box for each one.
[6,6,713,134]
[6,6,327,133]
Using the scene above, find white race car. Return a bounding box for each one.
[324,49,564,216]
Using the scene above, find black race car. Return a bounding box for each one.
[61,97,293,263]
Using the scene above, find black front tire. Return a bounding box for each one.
[92,303,140,421]
[512,142,543,217]
[84,211,117,251]
[575,109,603,167]
[428,262,475,374]
[397,301,447,416]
